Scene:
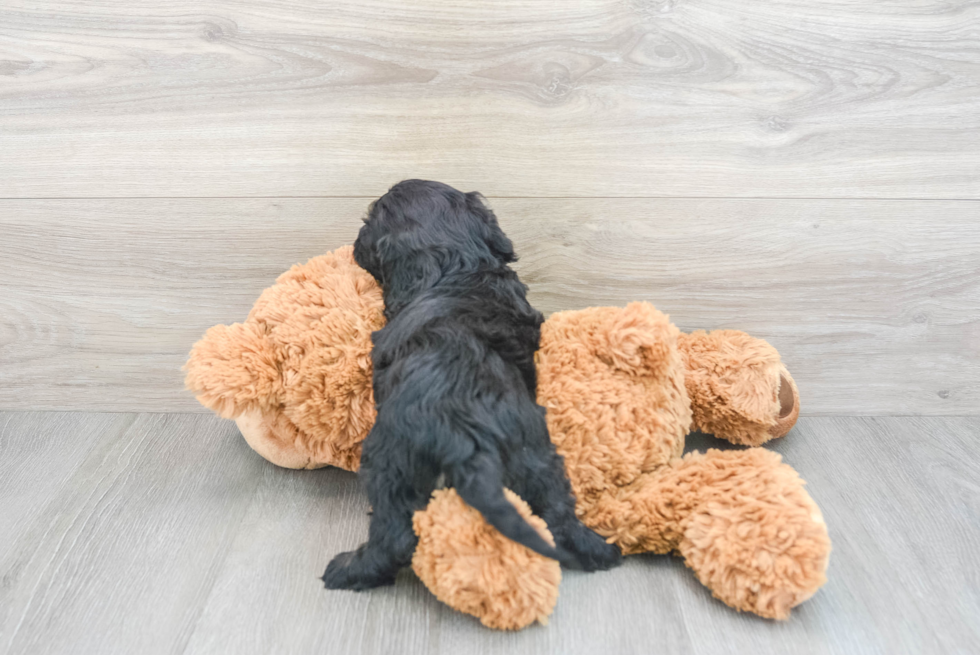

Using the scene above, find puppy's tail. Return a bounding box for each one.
[449,453,579,568]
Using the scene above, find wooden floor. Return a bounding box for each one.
[0,412,977,655]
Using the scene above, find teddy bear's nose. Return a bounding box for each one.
[778,374,795,419]
[768,372,801,440]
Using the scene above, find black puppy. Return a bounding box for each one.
[322,180,621,590]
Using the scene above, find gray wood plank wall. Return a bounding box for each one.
[1,199,977,414]
[1,0,978,198]
[1,0,978,415]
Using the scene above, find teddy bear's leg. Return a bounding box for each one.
[676,450,830,619]
[596,448,829,619]
[677,330,800,446]
[412,488,562,630]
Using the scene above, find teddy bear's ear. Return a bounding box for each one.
[184,321,281,419]
[601,302,681,382]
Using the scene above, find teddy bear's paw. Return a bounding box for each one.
[678,330,800,446]
[768,368,800,440]
[676,453,831,619]
[412,488,561,630]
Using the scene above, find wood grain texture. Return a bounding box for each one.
[1,198,977,415]
[1,412,977,654]
[0,412,134,569]
[1,0,978,198]
[0,412,267,655]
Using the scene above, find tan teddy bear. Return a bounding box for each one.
[185,246,830,630]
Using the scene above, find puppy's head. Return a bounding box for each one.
[354,180,515,288]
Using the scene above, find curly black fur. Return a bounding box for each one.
[322,180,621,590]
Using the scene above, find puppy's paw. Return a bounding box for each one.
[582,539,623,572]
[561,526,623,572]
[321,550,396,590]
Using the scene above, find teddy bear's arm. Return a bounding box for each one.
[184,321,281,419]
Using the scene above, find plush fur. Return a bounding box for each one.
[413,488,562,630]
[183,247,382,470]
[320,180,621,590]
[532,304,828,619]
[678,330,800,446]
[185,235,830,629]
[409,303,825,627]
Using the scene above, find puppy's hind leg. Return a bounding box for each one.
[522,448,623,572]
[322,454,421,590]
